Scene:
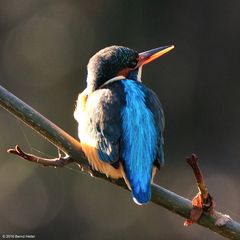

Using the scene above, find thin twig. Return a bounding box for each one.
[186,154,212,206]
[185,154,216,226]
[7,145,73,167]
[7,144,96,176]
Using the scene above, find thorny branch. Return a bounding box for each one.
[1,84,240,240]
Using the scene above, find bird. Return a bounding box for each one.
[74,45,174,204]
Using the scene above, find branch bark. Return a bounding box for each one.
[0,84,240,239]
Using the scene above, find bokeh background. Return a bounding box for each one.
[0,1,240,239]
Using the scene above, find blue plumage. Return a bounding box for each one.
[74,45,174,204]
[121,80,158,204]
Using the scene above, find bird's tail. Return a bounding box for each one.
[122,169,152,205]
[122,168,152,205]
[132,185,151,205]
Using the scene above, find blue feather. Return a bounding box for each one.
[121,80,158,204]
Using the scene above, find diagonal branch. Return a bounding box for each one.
[0,84,240,240]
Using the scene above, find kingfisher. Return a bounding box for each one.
[74,45,174,204]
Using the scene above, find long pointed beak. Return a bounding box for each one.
[138,45,174,66]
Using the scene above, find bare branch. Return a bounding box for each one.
[184,154,216,226]
[7,144,96,176]
[187,154,216,209]
[7,145,73,167]
[1,84,240,239]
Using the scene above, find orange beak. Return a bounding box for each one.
[138,45,174,66]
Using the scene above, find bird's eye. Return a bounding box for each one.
[128,59,138,68]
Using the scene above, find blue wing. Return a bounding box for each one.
[144,87,165,168]
[120,79,164,204]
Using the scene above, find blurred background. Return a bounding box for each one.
[0,0,240,239]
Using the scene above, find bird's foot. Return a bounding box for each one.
[76,162,95,177]
[184,154,216,226]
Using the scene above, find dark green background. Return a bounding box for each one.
[0,1,240,239]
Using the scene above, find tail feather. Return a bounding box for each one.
[132,186,151,205]
[122,168,152,205]
[121,80,158,205]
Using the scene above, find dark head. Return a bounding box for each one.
[86,45,174,92]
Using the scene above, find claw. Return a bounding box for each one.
[76,163,94,177]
